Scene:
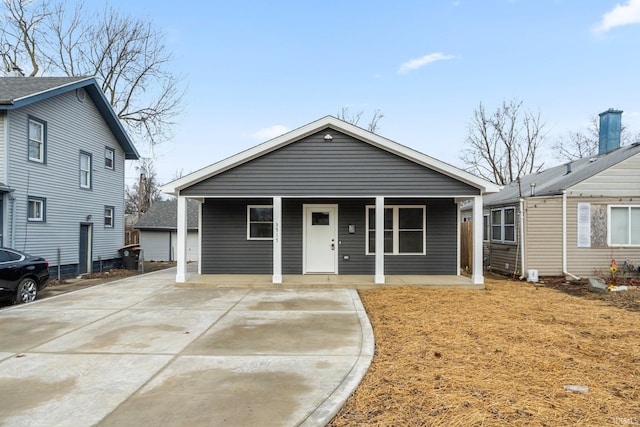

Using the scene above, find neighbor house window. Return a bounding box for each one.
[609,206,640,246]
[366,206,426,255]
[80,151,92,189]
[105,147,115,170]
[27,197,46,222]
[104,206,114,227]
[247,205,273,239]
[491,207,516,243]
[28,118,46,163]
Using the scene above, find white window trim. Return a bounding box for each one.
[104,206,114,228]
[27,197,45,222]
[80,152,92,189]
[608,205,640,247]
[365,205,426,255]
[28,118,45,163]
[247,205,274,240]
[491,206,516,244]
[105,147,115,170]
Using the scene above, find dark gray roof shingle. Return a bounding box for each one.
[0,76,89,103]
[134,199,199,230]
[484,142,640,205]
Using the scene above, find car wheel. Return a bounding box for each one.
[16,278,38,304]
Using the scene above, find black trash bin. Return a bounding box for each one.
[119,245,141,270]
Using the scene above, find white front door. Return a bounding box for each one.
[304,205,338,274]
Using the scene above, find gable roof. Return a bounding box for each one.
[134,199,199,231]
[0,76,139,159]
[484,142,640,205]
[162,116,500,196]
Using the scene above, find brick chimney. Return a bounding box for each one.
[598,108,623,155]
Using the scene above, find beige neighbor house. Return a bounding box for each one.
[483,109,640,279]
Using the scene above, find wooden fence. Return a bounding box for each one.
[460,220,473,271]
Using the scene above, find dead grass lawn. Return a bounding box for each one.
[329,279,640,426]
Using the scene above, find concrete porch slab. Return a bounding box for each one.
[180,273,483,289]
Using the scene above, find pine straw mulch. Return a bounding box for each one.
[329,279,640,426]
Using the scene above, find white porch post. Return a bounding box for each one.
[375,196,385,284]
[175,196,188,283]
[471,195,484,285]
[272,196,282,283]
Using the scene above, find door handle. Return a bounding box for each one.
[331,243,335,250]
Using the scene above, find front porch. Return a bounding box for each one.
[178,272,482,290]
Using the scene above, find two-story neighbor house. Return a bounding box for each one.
[0,76,139,278]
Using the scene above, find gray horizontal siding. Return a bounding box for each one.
[6,90,126,267]
[182,129,480,197]
[201,197,457,276]
[201,198,272,274]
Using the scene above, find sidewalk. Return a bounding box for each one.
[0,267,373,426]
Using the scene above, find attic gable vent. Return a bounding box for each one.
[323,134,333,141]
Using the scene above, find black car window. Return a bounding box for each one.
[6,251,22,261]
[0,250,9,262]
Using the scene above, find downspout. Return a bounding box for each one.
[562,190,580,280]
[519,198,525,280]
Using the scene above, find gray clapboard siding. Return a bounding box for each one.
[6,89,125,266]
[201,199,273,274]
[0,111,6,183]
[202,197,457,275]
[182,130,480,197]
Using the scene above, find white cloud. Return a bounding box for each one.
[249,124,289,140]
[398,52,455,74]
[593,0,640,34]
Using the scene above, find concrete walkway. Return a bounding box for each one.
[0,267,374,427]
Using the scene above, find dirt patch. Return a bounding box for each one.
[330,278,640,426]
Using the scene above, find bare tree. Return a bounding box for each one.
[0,0,183,147]
[337,107,384,133]
[552,116,638,162]
[460,99,547,185]
[125,158,162,216]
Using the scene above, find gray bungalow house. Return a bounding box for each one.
[162,116,499,286]
[134,199,199,262]
[483,109,640,279]
[0,76,139,277]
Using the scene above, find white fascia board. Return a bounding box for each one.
[161,115,501,196]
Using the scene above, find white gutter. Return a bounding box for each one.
[519,198,526,280]
[562,190,580,280]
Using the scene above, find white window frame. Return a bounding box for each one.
[365,205,426,255]
[80,151,92,189]
[27,197,45,222]
[608,205,640,247]
[28,118,45,163]
[105,147,115,170]
[247,205,274,240]
[491,206,516,243]
[104,206,114,228]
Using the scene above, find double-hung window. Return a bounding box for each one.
[80,151,92,189]
[104,206,114,228]
[366,206,426,255]
[247,205,273,240]
[491,207,516,243]
[28,197,46,222]
[609,206,640,246]
[28,118,46,163]
[105,147,115,170]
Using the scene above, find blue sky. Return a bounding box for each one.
[104,0,640,186]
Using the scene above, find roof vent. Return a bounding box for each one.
[323,134,333,141]
[565,162,572,175]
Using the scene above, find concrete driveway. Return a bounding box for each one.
[0,267,373,427]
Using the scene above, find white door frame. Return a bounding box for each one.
[303,204,338,274]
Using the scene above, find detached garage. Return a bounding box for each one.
[134,199,199,262]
